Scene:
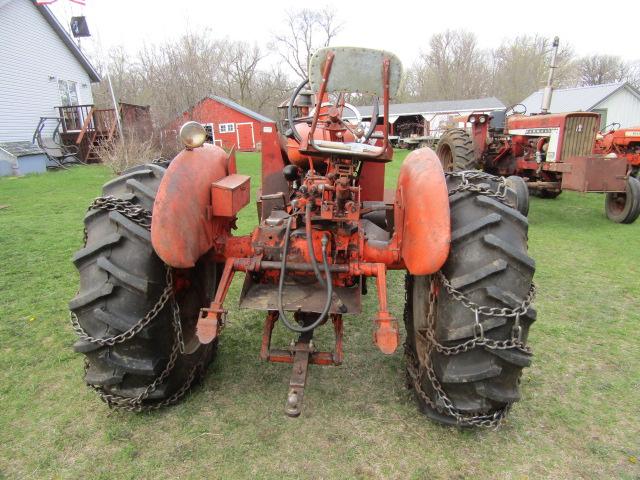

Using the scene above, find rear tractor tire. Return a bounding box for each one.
[404,172,536,427]
[605,176,640,224]
[69,163,220,410]
[435,128,478,171]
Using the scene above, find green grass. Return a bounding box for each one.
[0,153,639,479]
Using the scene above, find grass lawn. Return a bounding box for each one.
[0,152,639,479]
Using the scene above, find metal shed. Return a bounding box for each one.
[0,141,48,176]
[347,97,506,144]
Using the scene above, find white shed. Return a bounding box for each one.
[0,0,100,174]
[519,82,640,130]
[350,97,506,140]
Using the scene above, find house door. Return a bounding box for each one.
[236,123,255,150]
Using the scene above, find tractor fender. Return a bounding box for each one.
[395,147,450,275]
[151,144,229,268]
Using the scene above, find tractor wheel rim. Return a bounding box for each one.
[610,193,627,215]
[440,146,453,172]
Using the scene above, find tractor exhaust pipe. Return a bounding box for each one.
[540,36,560,114]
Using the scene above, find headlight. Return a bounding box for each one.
[469,115,477,123]
[479,116,487,123]
[179,121,207,149]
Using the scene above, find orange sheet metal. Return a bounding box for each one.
[151,144,229,268]
[395,148,450,275]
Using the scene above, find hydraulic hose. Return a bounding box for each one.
[278,216,333,333]
[305,201,325,287]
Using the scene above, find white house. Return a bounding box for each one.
[0,0,100,175]
[519,82,640,130]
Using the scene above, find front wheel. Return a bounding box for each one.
[605,176,640,224]
[404,172,536,427]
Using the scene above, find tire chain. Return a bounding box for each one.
[404,171,535,428]
[446,170,509,202]
[72,195,201,412]
[82,196,152,244]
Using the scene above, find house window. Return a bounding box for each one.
[58,80,79,106]
[219,123,235,133]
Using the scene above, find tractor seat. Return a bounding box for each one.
[312,139,383,155]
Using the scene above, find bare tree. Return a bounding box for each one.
[249,69,293,118]
[90,31,293,127]
[272,7,343,81]
[577,54,629,86]
[136,31,224,124]
[91,46,144,108]
[405,30,491,101]
[217,40,264,104]
[491,35,576,106]
[628,61,640,90]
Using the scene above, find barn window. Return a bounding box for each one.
[219,123,235,133]
[203,123,214,143]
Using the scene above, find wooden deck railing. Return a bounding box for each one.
[57,104,94,133]
[56,103,152,162]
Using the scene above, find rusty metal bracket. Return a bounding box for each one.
[258,312,344,417]
[260,313,343,366]
[284,337,313,417]
[196,305,226,344]
[196,258,236,344]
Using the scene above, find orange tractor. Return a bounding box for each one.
[436,37,640,224]
[595,125,640,177]
[593,125,640,222]
[70,47,536,427]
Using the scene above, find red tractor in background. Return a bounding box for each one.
[593,125,640,221]
[69,47,536,428]
[436,37,640,224]
[595,124,640,176]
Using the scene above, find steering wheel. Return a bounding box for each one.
[601,122,621,133]
[287,79,379,144]
[505,103,527,116]
[310,102,362,124]
[309,101,372,142]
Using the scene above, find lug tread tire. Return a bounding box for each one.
[435,129,478,171]
[405,175,536,425]
[70,163,217,405]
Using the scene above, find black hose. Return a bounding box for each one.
[288,79,309,143]
[305,201,325,287]
[278,216,333,333]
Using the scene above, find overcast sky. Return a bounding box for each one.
[51,0,640,68]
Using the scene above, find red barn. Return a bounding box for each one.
[168,96,275,151]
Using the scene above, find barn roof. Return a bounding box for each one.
[518,82,640,114]
[32,2,101,82]
[353,96,506,119]
[209,95,274,123]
